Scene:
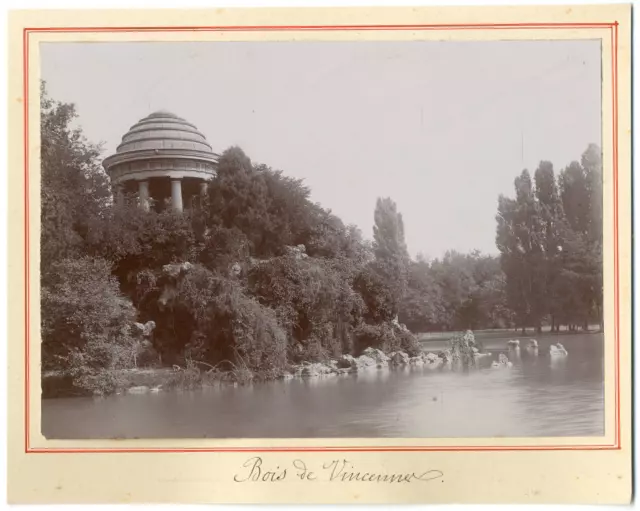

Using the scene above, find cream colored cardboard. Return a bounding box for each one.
[7,5,632,504]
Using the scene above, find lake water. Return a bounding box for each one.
[41,333,604,439]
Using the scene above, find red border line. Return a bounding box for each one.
[26,444,619,454]
[613,20,621,449]
[25,22,615,33]
[23,27,30,454]
[24,22,621,454]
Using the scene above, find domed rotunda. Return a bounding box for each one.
[103,111,219,212]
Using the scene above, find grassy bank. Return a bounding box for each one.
[42,366,244,398]
[43,363,330,398]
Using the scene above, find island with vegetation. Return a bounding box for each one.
[40,82,603,398]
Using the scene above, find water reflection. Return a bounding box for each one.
[42,333,604,439]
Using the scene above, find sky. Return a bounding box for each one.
[40,40,601,259]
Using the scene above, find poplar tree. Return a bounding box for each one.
[496,169,545,333]
[558,144,603,330]
[372,197,410,318]
[534,161,565,331]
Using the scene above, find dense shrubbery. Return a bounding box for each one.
[248,251,364,361]
[41,257,138,394]
[164,264,288,374]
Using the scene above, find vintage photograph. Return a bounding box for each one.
[39,39,604,439]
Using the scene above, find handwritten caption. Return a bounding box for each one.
[233,456,443,484]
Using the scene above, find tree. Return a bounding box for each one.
[581,143,604,244]
[354,262,397,324]
[559,161,590,235]
[249,251,364,360]
[581,144,604,330]
[558,145,603,330]
[534,161,566,331]
[147,263,288,374]
[421,250,508,331]
[371,197,410,318]
[399,258,445,331]
[496,146,603,333]
[40,81,111,266]
[429,251,477,329]
[85,202,197,289]
[41,257,138,393]
[496,169,546,333]
[206,147,319,257]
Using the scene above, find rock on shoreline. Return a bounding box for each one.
[282,346,444,381]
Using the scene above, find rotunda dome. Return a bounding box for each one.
[115,110,214,154]
[103,110,218,186]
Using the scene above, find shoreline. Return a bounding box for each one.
[42,347,451,399]
[42,329,593,399]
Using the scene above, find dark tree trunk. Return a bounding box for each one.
[597,304,603,332]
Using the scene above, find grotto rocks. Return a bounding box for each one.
[361,347,390,365]
[424,352,440,363]
[284,244,309,260]
[132,320,156,338]
[338,354,357,369]
[162,261,193,278]
[298,362,337,378]
[352,355,377,370]
[389,351,410,366]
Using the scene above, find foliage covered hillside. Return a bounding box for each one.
[40,82,603,395]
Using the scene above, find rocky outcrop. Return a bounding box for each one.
[158,262,194,309]
[391,315,411,334]
[492,353,513,368]
[338,354,358,369]
[298,362,337,378]
[353,355,377,369]
[162,261,193,278]
[472,346,492,359]
[549,343,568,357]
[230,262,242,277]
[461,330,476,344]
[285,244,309,260]
[362,347,390,365]
[281,345,454,381]
[410,351,446,367]
[438,349,453,363]
[425,352,440,363]
[389,351,410,366]
[133,320,156,338]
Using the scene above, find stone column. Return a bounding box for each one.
[171,178,184,212]
[199,181,208,196]
[138,180,150,211]
[115,185,124,207]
